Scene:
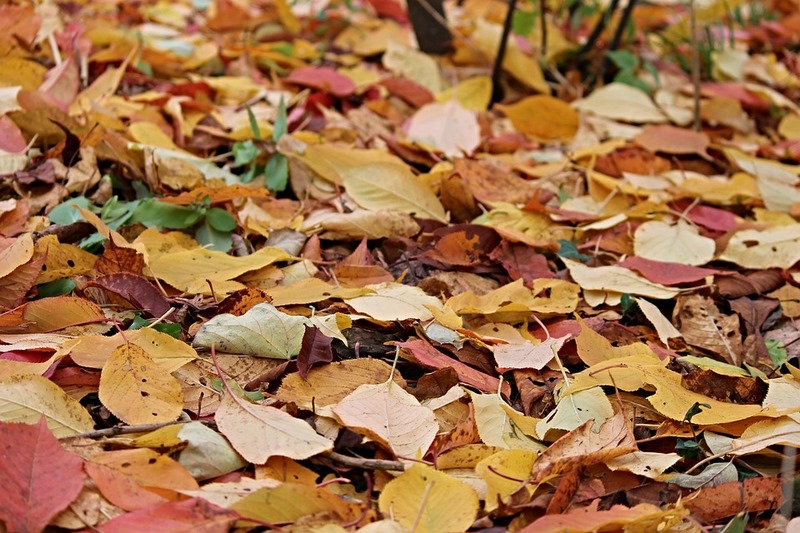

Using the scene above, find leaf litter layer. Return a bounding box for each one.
[1,0,800,530]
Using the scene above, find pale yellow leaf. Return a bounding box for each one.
[298,144,447,222]
[632,297,682,345]
[469,391,546,451]
[719,224,800,269]
[333,381,438,458]
[99,343,184,425]
[0,374,94,437]
[66,328,197,371]
[266,277,371,306]
[535,387,614,439]
[606,451,681,478]
[344,282,444,321]
[573,83,668,123]
[725,148,800,212]
[216,393,332,463]
[301,208,420,240]
[382,41,443,93]
[407,100,481,157]
[192,302,307,358]
[634,219,716,266]
[493,335,568,370]
[562,258,681,299]
[378,464,479,533]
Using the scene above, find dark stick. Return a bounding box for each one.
[577,0,621,58]
[491,0,520,104]
[590,0,638,87]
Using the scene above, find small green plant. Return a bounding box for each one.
[606,49,654,93]
[232,98,289,192]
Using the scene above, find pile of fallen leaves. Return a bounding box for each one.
[3,0,800,530]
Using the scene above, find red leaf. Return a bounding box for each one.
[396,337,510,396]
[96,498,238,533]
[380,77,434,108]
[365,0,408,22]
[0,418,86,533]
[297,325,334,380]
[618,256,719,285]
[286,66,356,97]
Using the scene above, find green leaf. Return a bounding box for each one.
[607,50,639,71]
[265,153,289,192]
[131,199,204,229]
[557,240,591,262]
[246,105,261,140]
[721,513,747,533]
[206,207,237,232]
[195,220,232,252]
[239,162,261,184]
[49,197,92,224]
[682,402,711,424]
[675,438,701,459]
[273,96,287,141]
[36,279,76,298]
[512,10,535,36]
[614,70,652,94]
[766,338,788,368]
[233,140,259,166]
[620,293,637,316]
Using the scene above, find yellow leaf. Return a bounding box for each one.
[0,233,33,278]
[378,464,479,533]
[266,277,370,306]
[574,316,660,366]
[215,393,332,463]
[128,121,186,152]
[233,483,363,524]
[148,245,292,293]
[473,19,549,94]
[436,75,492,112]
[499,95,579,142]
[299,143,447,222]
[445,278,579,321]
[0,374,95,437]
[568,356,781,424]
[0,57,47,91]
[99,343,184,425]
[34,235,97,284]
[476,450,537,511]
[473,202,568,248]
[333,381,438,458]
[277,358,401,410]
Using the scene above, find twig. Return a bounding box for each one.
[325,451,406,471]
[689,0,702,131]
[491,0,519,104]
[59,419,204,440]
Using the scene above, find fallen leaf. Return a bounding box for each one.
[378,464,479,533]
